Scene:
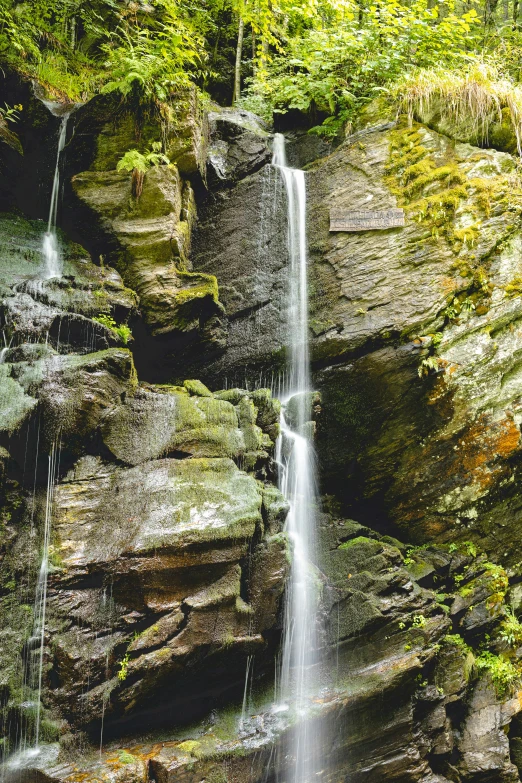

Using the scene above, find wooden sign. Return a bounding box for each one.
[330,208,405,232]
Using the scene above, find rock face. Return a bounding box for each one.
[305,118,522,556]
[0,313,285,742]
[48,449,286,731]
[187,111,522,564]
[5,74,522,783]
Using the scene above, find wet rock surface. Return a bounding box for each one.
[4,75,522,783]
[304,119,522,556]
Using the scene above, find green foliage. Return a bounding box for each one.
[483,561,509,610]
[448,540,478,557]
[418,355,440,377]
[245,0,479,135]
[0,103,22,123]
[117,653,130,682]
[444,633,469,649]
[0,0,208,102]
[498,607,522,648]
[397,61,522,154]
[100,5,205,103]
[0,102,23,151]
[117,142,170,175]
[444,295,476,321]
[475,651,521,695]
[92,314,132,344]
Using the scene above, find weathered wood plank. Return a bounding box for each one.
[330,208,405,232]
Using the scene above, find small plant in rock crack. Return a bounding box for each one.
[117,142,170,198]
[418,355,440,377]
[475,651,522,696]
[93,314,132,344]
[118,653,130,682]
[498,607,522,648]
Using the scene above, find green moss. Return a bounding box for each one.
[385,122,522,265]
[453,223,481,249]
[118,750,137,764]
[184,379,213,397]
[169,270,221,330]
[338,535,377,550]
[402,162,466,199]
[177,740,201,757]
[505,275,522,297]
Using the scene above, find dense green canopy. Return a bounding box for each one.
[1,0,522,136]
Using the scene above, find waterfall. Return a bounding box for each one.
[42,113,69,280]
[272,134,323,783]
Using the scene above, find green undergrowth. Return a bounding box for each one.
[396,62,522,154]
[406,539,522,697]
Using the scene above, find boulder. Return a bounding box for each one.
[206,107,271,188]
[45,454,286,727]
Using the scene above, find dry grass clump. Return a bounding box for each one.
[396,62,522,154]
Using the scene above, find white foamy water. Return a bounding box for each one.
[42,114,69,280]
[272,134,323,783]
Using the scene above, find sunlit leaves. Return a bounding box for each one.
[245,0,481,133]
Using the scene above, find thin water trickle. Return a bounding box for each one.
[42,114,70,280]
[272,134,323,783]
[239,655,254,731]
[25,442,59,753]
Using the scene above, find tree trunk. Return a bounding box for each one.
[252,26,256,78]
[233,16,244,105]
[514,0,519,27]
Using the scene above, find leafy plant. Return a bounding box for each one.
[418,355,440,377]
[93,314,132,344]
[483,562,509,611]
[498,607,522,648]
[117,653,130,682]
[117,142,170,198]
[475,651,521,695]
[0,103,22,123]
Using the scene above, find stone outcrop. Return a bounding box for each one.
[206,107,271,188]
[0,320,285,741]
[302,118,522,557]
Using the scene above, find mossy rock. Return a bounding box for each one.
[53,456,264,568]
[184,379,213,397]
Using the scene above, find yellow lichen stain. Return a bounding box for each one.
[177,740,201,756]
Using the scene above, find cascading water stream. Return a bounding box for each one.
[42,113,70,280]
[30,442,58,749]
[272,134,323,783]
[3,443,59,776]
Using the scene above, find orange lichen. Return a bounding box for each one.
[495,416,520,458]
